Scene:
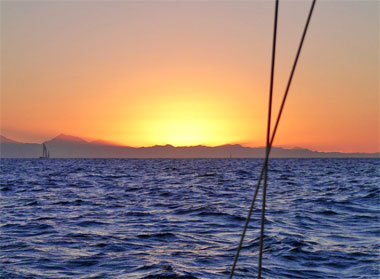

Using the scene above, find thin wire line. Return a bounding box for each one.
[229,0,278,277]
[229,161,265,279]
[258,0,279,275]
[270,0,316,149]
[229,0,317,277]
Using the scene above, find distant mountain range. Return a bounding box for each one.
[0,134,378,158]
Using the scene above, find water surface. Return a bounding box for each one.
[1,158,379,278]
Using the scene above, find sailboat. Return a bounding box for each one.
[39,143,50,159]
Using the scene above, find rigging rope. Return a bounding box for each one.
[258,0,279,276]
[229,0,278,275]
[229,0,316,277]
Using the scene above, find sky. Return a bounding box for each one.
[1,0,379,152]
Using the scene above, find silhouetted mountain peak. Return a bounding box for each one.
[48,133,88,144]
[0,135,20,143]
[150,144,175,148]
[1,133,378,158]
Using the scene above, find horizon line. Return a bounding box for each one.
[1,133,379,155]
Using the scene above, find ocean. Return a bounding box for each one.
[0,158,379,278]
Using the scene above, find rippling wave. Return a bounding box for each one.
[0,158,379,278]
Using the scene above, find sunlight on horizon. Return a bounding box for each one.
[117,90,261,147]
[1,1,379,152]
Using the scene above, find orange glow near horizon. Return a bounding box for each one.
[1,1,379,152]
[125,92,253,147]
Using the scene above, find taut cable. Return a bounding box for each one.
[229,1,317,277]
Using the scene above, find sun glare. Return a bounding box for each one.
[150,117,220,146]
[131,92,240,147]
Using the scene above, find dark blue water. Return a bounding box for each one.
[0,158,379,278]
